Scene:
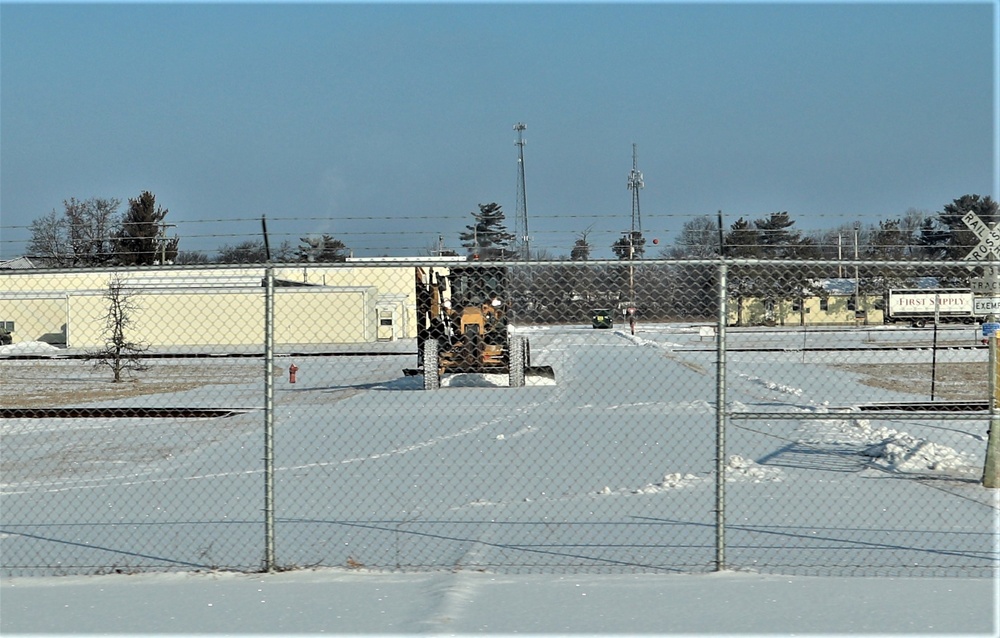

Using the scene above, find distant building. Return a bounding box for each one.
[0,257,36,270]
[729,279,884,326]
[0,264,419,348]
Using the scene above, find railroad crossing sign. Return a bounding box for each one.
[962,210,1000,261]
[975,297,1000,316]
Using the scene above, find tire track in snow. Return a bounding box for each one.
[2,396,553,495]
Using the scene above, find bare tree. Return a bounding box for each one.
[27,209,71,266]
[64,197,121,265]
[88,274,148,382]
[669,215,720,258]
[27,197,121,267]
[174,250,211,265]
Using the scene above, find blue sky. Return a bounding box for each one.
[1,2,995,260]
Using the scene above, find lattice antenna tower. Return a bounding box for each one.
[514,122,529,260]
[627,142,644,238]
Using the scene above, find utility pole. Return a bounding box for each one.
[513,122,529,260]
[718,210,725,257]
[838,233,843,278]
[853,221,861,322]
[159,222,176,265]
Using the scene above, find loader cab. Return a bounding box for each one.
[449,266,507,310]
[448,266,509,340]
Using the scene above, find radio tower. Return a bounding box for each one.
[628,142,644,243]
[514,122,529,260]
[625,143,644,310]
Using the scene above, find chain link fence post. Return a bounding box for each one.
[715,260,727,570]
[983,332,999,488]
[263,266,276,569]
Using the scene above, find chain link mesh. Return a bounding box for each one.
[1,260,996,576]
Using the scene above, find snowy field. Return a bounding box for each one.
[1,323,998,633]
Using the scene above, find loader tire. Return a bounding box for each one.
[423,339,441,390]
[509,335,526,388]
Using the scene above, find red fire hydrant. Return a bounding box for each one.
[289,363,298,384]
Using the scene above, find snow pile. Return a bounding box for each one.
[807,417,979,475]
[0,341,62,356]
[861,429,978,474]
[725,454,784,482]
[740,373,804,397]
[602,455,785,495]
[629,472,703,494]
[440,372,556,387]
[594,471,703,496]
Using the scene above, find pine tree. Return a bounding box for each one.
[297,234,349,262]
[571,229,592,261]
[459,203,515,260]
[114,191,175,265]
[611,231,645,260]
[919,194,1000,260]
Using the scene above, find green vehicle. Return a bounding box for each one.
[591,309,614,329]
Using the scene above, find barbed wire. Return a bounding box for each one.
[0,208,969,262]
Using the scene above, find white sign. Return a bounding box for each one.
[974,297,1000,315]
[971,278,1000,293]
[962,211,1000,261]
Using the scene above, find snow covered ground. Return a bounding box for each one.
[1,323,997,633]
[2,568,995,634]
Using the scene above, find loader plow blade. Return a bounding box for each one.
[526,366,556,381]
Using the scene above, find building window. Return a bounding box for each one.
[792,299,802,312]
[820,298,829,312]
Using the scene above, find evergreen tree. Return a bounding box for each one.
[723,212,821,325]
[114,191,176,265]
[919,194,1000,260]
[723,218,760,257]
[570,229,592,260]
[861,219,918,292]
[459,203,515,260]
[753,212,817,258]
[297,234,349,262]
[611,231,645,260]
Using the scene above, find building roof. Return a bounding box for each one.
[0,257,36,270]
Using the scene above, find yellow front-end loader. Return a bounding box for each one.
[403,264,554,390]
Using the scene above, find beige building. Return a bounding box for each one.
[0,262,443,349]
[729,289,884,326]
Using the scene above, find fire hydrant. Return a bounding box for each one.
[289,363,298,384]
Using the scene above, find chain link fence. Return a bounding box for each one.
[1,259,996,577]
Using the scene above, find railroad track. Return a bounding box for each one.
[0,407,250,419]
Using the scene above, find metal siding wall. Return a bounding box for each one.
[275,288,374,344]
[0,296,66,344]
[0,266,412,348]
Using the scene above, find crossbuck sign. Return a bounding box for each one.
[962,210,1000,261]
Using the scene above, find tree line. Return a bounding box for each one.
[26,191,350,267]
[24,192,997,268]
